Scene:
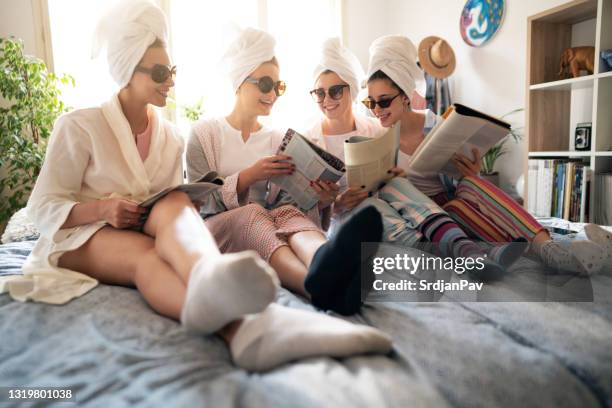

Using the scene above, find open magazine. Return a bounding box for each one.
[135,171,224,229]
[272,129,345,210]
[344,124,400,192]
[409,104,511,179]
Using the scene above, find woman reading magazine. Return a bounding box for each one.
[0,2,391,372]
[364,34,610,275]
[186,27,391,317]
[303,38,530,281]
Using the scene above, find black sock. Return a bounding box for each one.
[329,250,378,316]
[305,206,383,312]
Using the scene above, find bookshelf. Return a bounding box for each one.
[524,0,612,223]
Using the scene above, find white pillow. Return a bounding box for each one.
[1,208,40,244]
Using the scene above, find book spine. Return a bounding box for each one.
[563,162,573,220]
[559,163,566,219]
[582,167,590,223]
[551,161,559,218]
[544,160,553,217]
[528,160,538,216]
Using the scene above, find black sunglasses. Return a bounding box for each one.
[244,76,286,96]
[134,64,177,83]
[362,93,401,110]
[310,84,350,103]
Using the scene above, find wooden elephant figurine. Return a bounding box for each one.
[558,46,595,79]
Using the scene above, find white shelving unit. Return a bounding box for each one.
[525,0,612,223]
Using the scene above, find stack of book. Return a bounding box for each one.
[528,159,590,221]
[594,173,612,225]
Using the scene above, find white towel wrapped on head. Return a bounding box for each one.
[221,27,276,93]
[312,38,364,101]
[366,35,426,98]
[92,0,169,88]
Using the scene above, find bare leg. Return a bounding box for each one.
[287,230,326,268]
[206,203,319,298]
[58,227,186,320]
[268,246,310,297]
[143,191,220,283]
[532,229,551,244]
[59,192,270,336]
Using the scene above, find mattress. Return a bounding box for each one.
[1,239,611,407]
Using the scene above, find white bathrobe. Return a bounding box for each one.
[0,94,184,304]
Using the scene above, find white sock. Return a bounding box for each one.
[531,240,608,275]
[180,251,279,335]
[584,224,612,252]
[569,240,610,275]
[229,304,392,371]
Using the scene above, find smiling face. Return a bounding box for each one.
[314,71,352,120]
[366,78,409,128]
[237,61,280,117]
[129,45,174,107]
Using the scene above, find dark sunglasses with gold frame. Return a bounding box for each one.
[134,64,177,83]
[310,84,350,103]
[244,76,286,96]
[361,93,402,110]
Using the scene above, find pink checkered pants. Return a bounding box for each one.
[205,203,322,261]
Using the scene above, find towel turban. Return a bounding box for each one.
[221,27,276,93]
[312,38,364,101]
[366,35,426,98]
[92,0,169,88]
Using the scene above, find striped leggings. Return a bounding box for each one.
[436,176,544,242]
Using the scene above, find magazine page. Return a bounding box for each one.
[344,124,400,192]
[132,171,223,231]
[410,104,510,178]
[272,129,345,210]
[139,171,224,209]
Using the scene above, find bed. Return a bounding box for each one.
[1,214,611,407]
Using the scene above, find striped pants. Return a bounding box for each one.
[339,175,543,247]
[349,177,445,246]
[438,176,544,242]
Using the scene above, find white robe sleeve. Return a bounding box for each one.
[26,115,91,241]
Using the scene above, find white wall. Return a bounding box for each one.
[2,0,574,194]
[0,0,42,211]
[342,0,572,194]
[0,0,38,56]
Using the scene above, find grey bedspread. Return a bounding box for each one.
[1,240,611,408]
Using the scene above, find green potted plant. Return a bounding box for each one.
[167,97,205,123]
[480,108,524,186]
[0,37,73,234]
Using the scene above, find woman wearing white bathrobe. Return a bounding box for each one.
[187,28,387,316]
[0,1,391,371]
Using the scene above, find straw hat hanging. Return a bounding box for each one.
[418,36,456,79]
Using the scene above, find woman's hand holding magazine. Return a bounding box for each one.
[451,148,481,178]
[244,154,295,182]
[99,198,147,229]
[333,187,369,214]
[311,180,340,209]
[387,167,407,178]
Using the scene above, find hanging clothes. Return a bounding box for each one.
[424,72,452,115]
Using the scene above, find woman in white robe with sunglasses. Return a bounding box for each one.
[0,2,390,372]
